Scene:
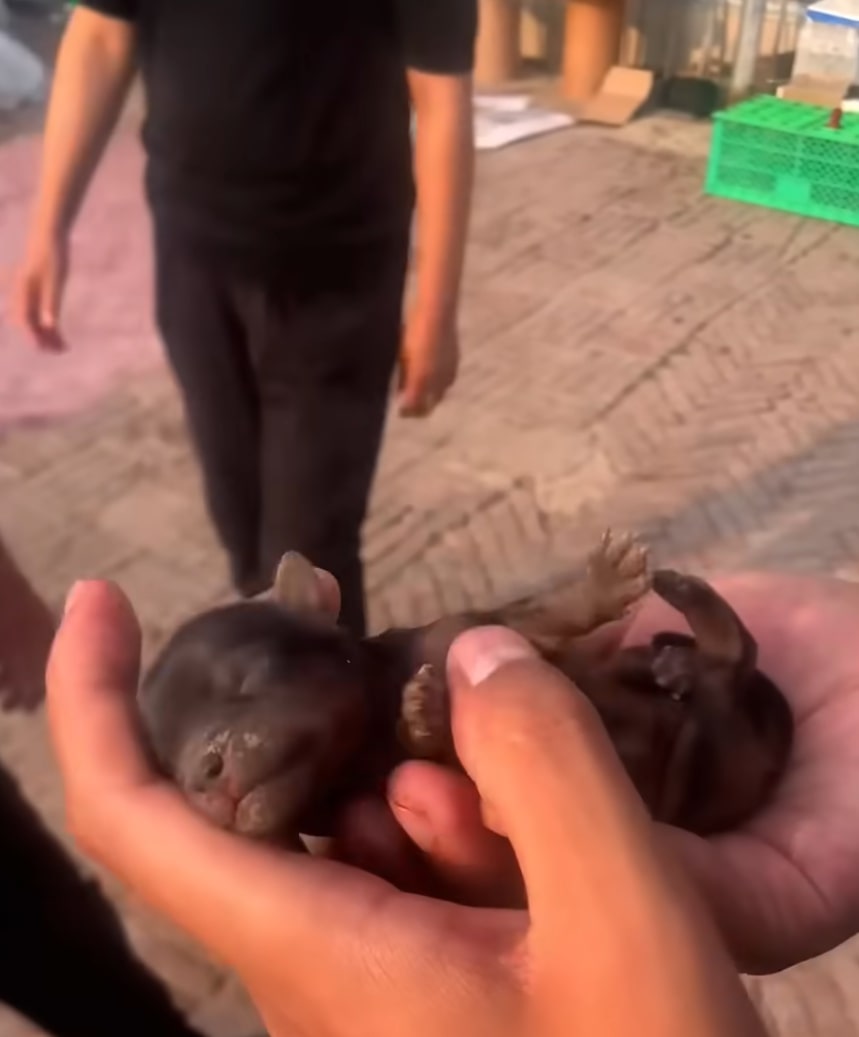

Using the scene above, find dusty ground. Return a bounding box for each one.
[2,21,859,1034]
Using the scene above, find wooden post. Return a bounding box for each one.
[561,0,625,103]
[521,5,548,63]
[474,0,521,86]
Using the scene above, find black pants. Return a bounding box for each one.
[154,230,409,636]
[0,764,203,1037]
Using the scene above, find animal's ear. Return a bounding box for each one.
[271,552,331,620]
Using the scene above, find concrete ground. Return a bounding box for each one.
[3,31,859,1034]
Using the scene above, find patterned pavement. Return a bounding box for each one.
[2,104,859,1034]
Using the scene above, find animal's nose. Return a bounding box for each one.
[185,725,320,799]
[188,745,226,792]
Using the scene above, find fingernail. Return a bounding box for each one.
[449,626,538,688]
[391,800,436,850]
[63,581,86,615]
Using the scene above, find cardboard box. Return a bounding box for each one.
[777,73,850,105]
[577,66,655,126]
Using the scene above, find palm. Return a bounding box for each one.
[314,568,859,975]
[625,572,859,974]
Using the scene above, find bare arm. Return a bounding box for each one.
[395,0,477,416]
[407,68,474,330]
[13,7,137,347]
[30,7,137,240]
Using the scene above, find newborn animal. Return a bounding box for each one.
[138,532,794,844]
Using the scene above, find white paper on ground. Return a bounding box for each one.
[474,92,533,113]
[473,93,575,150]
[0,29,45,112]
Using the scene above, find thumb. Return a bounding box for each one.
[447,627,666,936]
[46,580,153,808]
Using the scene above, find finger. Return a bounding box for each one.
[397,368,432,417]
[400,393,439,420]
[447,627,670,937]
[40,267,61,332]
[47,580,154,798]
[330,796,437,893]
[399,394,430,418]
[34,262,67,352]
[389,760,525,907]
[15,278,65,352]
[332,774,524,908]
[11,277,43,347]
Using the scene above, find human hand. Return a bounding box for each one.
[626,572,859,975]
[47,582,765,1037]
[397,303,459,418]
[10,234,69,352]
[371,572,859,976]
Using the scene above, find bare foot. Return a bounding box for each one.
[0,543,55,712]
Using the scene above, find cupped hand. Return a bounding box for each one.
[365,572,859,976]
[46,582,764,1037]
[632,572,859,974]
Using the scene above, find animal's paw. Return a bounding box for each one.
[585,529,651,623]
[398,663,452,760]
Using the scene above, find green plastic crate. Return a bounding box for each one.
[705,94,859,227]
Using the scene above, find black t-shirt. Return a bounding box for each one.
[80,0,476,262]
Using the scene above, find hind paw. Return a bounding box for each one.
[585,529,651,623]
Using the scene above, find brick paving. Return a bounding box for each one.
[2,96,859,1033]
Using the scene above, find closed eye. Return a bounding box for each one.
[233,651,355,700]
[230,653,281,699]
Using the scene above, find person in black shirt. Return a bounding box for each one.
[12,1,477,635]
